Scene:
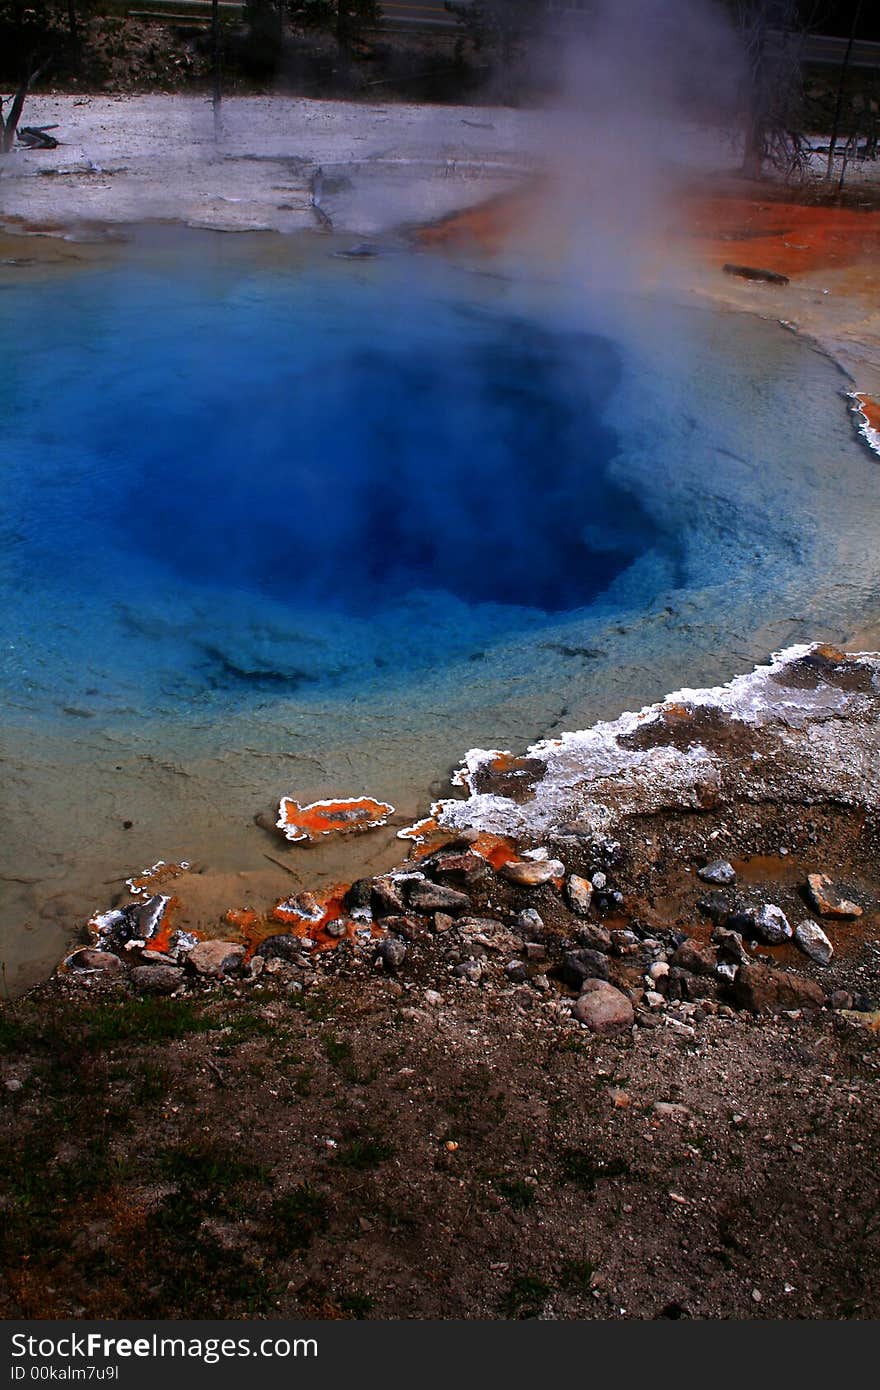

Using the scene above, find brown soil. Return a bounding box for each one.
[2,784,879,1321]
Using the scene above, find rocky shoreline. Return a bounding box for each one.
[51,643,880,1036]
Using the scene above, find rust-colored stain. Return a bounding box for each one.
[689,196,880,278]
[127,860,190,894]
[415,186,540,253]
[850,390,880,452]
[472,832,519,871]
[225,907,262,934]
[417,183,880,282]
[224,886,370,957]
[277,795,394,843]
[398,816,447,855]
[856,393,880,432]
[148,896,181,955]
[471,753,545,804]
[662,703,693,722]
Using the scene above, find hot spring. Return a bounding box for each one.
[2,228,878,988]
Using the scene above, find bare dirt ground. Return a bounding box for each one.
[1,956,878,1321]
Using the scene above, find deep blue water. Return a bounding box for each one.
[0,252,671,709]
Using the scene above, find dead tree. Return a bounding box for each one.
[735,0,810,181]
[826,0,864,185]
[1,57,51,154]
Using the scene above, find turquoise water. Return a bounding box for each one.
[1,232,878,989]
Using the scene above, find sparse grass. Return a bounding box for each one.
[0,1132,131,1264]
[558,1147,630,1191]
[84,998,216,1047]
[266,1184,329,1252]
[559,1257,595,1293]
[493,1176,536,1209]
[156,1140,259,1192]
[334,1135,396,1171]
[338,1291,373,1318]
[321,1031,364,1082]
[322,1033,353,1067]
[292,1066,314,1096]
[0,1011,32,1053]
[500,1274,551,1319]
[213,1011,280,1055]
[289,990,337,1022]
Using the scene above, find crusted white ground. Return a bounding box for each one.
[433,644,880,841]
[0,94,540,235]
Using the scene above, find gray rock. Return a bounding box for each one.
[427,852,489,888]
[574,922,613,952]
[611,929,639,954]
[794,919,834,965]
[376,938,407,972]
[378,914,427,941]
[371,878,407,918]
[572,980,634,1035]
[344,878,373,911]
[729,903,792,945]
[755,904,792,944]
[186,940,246,977]
[711,925,749,965]
[454,959,483,982]
[732,962,825,1014]
[504,959,528,983]
[670,939,719,977]
[561,949,609,988]
[457,917,507,934]
[670,968,720,1002]
[500,859,563,887]
[515,907,544,933]
[129,964,184,996]
[698,891,734,924]
[805,873,862,919]
[567,873,594,915]
[698,859,737,886]
[255,934,308,963]
[591,871,607,890]
[132,895,170,942]
[64,948,126,977]
[406,880,472,915]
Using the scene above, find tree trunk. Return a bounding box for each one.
[1,57,51,154]
[212,0,221,131]
[826,0,863,184]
